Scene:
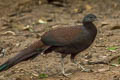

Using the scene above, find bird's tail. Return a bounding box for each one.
[0,40,48,72]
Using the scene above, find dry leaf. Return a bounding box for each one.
[38,19,47,24]
[2,31,16,35]
[23,25,32,30]
[74,8,79,13]
[85,4,92,11]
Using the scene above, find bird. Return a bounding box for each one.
[0,14,97,76]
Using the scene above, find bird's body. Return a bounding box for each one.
[0,14,97,75]
[42,22,97,58]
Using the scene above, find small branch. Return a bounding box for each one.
[88,54,120,65]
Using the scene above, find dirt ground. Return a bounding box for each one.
[0,0,120,80]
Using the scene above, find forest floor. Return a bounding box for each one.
[0,0,120,80]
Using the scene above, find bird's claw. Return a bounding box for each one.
[77,64,92,72]
[41,52,47,57]
[0,48,5,57]
[62,72,72,77]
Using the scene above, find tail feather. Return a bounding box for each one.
[0,40,48,72]
[0,63,8,71]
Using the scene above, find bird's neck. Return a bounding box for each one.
[83,22,97,36]
[83,22,97,30]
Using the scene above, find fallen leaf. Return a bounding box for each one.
[38,73,48,79]
[107,46,119,52]
[38,19,47,24]
[23,25,31,30]
[2,31,16,35]
[85,4,92,11]
[111,64,119,67]
[74,8,79,13]
[101,21,109,27]
[24,25,34,32]
[32,73,39,77]
[98,68,109,72]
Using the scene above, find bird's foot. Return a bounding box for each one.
[78,64,92,72]
[41,52,47,57]
[62,72,72,77]
[81,68,92,72]
[0,48,5,57]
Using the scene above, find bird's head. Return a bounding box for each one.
[83,14,97,22]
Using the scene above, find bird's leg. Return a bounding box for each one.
[61,54,65,75]
[61,54,71,76]
[71,58,86,71]
[71,54,91,72]
[41,46,51,56]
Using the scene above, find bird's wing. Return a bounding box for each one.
[41,26,86,46]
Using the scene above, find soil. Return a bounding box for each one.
[0,0,120,80]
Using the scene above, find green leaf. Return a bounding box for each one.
[38,73,48,79]
[111,64,119,67]
[107,46,118,51]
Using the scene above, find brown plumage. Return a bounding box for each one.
[0,14,97,75]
